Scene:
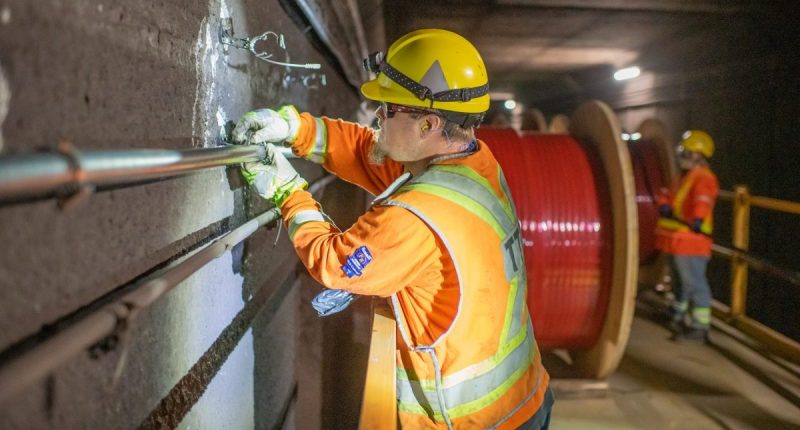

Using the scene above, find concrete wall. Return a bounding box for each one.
[0,0,366,428]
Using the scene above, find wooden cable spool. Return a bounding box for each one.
[476,100,638,378]
[631,118,680,286]
[520,107,547,132]
[548,114,570,133]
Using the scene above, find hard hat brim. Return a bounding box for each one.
[361,78,490,114]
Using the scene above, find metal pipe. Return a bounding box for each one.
[712,244,800,289]
[0,174,334,404]
[0,144,305,202]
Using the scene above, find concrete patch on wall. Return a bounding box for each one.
[192,15,221,148]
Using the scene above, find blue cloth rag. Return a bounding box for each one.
[311,289,357,317]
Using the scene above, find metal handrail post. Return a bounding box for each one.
[730,185,751,319]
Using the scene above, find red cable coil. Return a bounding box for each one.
[628,139,667,264]
[476,128,613,349]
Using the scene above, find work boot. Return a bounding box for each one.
[672,327,710,344]
[668,319,684,334]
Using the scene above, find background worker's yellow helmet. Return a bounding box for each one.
[679,130,715,158]
[360,29,490,127]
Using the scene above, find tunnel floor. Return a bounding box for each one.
[543,289,800,430]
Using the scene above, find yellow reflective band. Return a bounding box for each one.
[397,323,538,420]
[306,117,328,164]
[693,307,711,324]
[397,317,531,398]
[499,275,519,343]
[409,166,516,233]
[657,217,689,232]
[673,175,692,217]
[430,164,514,220]
[403,183,506,238]
[497,167,518,215]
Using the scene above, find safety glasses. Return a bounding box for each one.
[376,102,437,119]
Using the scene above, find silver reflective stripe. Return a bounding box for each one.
[427,348,453,430]
[372,172,412,206]
[410,168,516,234]
[505,267,527,345]
[390,293,416,351]
[288,210,326,239]
[487,361,548,430]
[397,318,535,410]
[306,117,327,164]
[497,167,518,215]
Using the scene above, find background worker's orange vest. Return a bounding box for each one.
[381,153,551,429]
[655,166,719,256]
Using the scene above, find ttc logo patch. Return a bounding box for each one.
[342,246,373,278]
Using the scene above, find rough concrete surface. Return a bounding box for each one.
[0,0,363,428]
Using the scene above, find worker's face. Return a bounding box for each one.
[372,102,439,164]
[677,146,703,170]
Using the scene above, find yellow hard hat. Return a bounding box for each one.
[360,29,490,127]
[679,130,715,158]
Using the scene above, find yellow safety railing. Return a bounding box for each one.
[358,299,397,430]
[713,185,800,365]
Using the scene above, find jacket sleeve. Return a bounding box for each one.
[289,112,405,196]
[690,172,719,220]
[279,189,441,297]
[656,187,673,206]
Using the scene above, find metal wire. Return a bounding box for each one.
[218,18,321,70]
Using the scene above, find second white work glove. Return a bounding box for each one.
[242,143,308,206]
[232,105,301,146]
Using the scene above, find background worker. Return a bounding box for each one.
[655,130,720,343]
[231,29,552,429]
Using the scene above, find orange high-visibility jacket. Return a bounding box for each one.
[655,165,719,256]
[280,112,552,429]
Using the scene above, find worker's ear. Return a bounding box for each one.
[420,115,442,136]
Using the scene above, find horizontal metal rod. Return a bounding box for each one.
[712,302,800,368]
[0,144,299,202]
[712,244,800,288]
[718,189,800,215]
[0,174,334,405]
[750,195,800,216]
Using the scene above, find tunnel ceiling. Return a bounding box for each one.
[384,0,794,109]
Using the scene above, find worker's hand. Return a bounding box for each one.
[658,204,672,218]
[232,105,300,146]
[689,218,703,233]
[241,143,308,206]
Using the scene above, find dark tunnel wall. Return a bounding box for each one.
[609,19,800,340]
[0,0,368,428]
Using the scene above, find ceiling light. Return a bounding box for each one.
[504,100,516,110]
[614,66,640,81]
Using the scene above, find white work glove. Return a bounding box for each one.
[231,105,301,146]
[242,143,308,206]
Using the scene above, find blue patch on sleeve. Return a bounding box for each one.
[342,246,373,278]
